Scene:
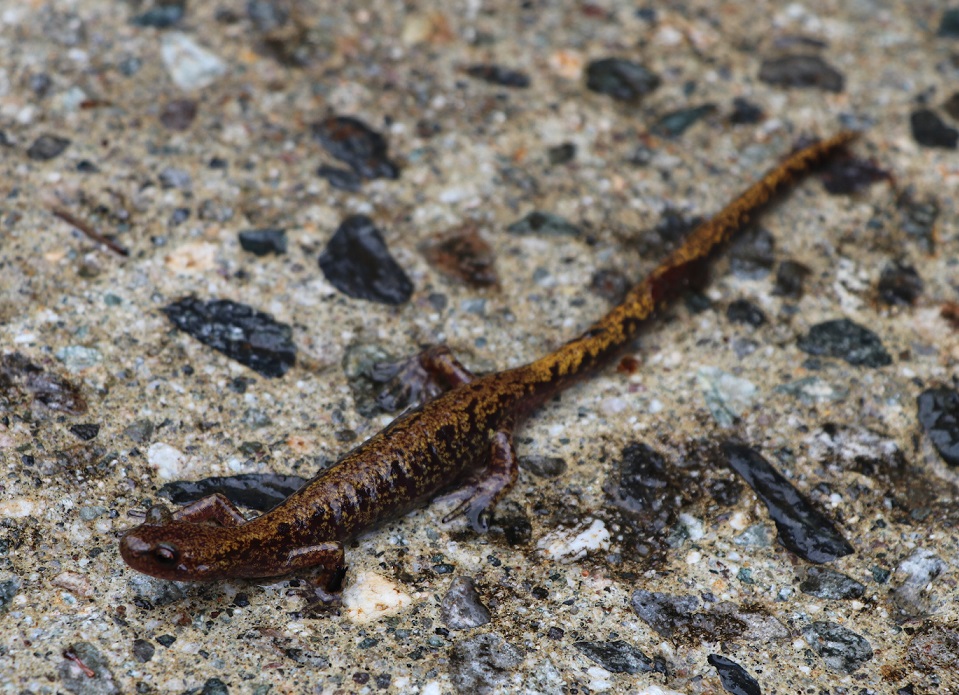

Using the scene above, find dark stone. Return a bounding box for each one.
[507,211,581,236]
[465,64,530,88]
[907,623,959,673]
[132,639,155,663]
[159,99,198,131]
[772,260,811,299]
[917,387,959,466]
[158,167,191,190]
[878,261,923,306]
[0,576,21,610]
[76,160,99,173]
[585,58,661,101]
[799,566,866,600]
[156,634,176,647]
[448,633,522,693]
[519,455,567,478]
[630,590,701,638]
[722,441,854,563]
[1,352,87,414]
[729,97,764,125]
[318,215,413,305]
[200,677,229,695]
[130,4,184,27]
[938,8,959,37]
[898,191,939,254]
[238,228,287,256]
[69,423,100,441]
[910,108,958,149]
[162,297,297,378]
[26,134,70,160]
[707,654,762,695]
[652,104,717,138]
[422,226,499,288]
[818,153,890,194]
[317,164,362,192]
[797,318,892,368]
[726,299,766,327]
[312,116,400,180]
[943,91,959,121]
[574,640,663,674]
[758,55,844,92]
[441,576,492,630]
[802,621,873,673]
[547,142,576,165]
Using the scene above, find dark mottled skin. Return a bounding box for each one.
[120,133,856,585]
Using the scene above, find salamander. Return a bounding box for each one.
[120,132,856,591]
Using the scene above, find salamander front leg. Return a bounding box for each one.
[375,344,476,411]
[141,493,248,527]
[440,429,519,533]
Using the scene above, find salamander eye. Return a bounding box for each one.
[153,543,178,565]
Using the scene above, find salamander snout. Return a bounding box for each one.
[119,528,183,579]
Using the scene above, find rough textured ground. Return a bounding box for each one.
[1,1,958,694]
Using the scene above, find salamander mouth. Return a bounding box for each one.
[119,529,183,580]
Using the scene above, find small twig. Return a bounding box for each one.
[63,648,96,678]
[51,207,129,257]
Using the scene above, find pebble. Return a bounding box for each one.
[696,367,757,428]
[878,261,923,306]
[802,621,873,673]
[52,571,94,598]
[131,638,155,663]
[519,454,567,478]
[316,164,362,192]
[159,98,198,130]
[465,64,530,88]
[147,442,185,480]
[537,518,610,562]
[729,227,775,279]
[940,8,959,37]
[161,33,228,90]
[448,633,522,693]
[159,473,305,512]
[774,376,847,405]
[890,547,946,622]
[319,215,413,305]
[312,116,400,180]
[910,108,958,149]
[158,166,192,190]
[799,566,865,600]
[507,211,581,236]
[440,576,491,630]
[907,623,959,674]
[69,423,100,441]
[652,104,717,138]
[341,571,411,623]
[729,97,764,125]
[707,654,761,695]
[726,299,766,327]
[758,54,844,92]
[130,4,184,28]
[56,345,103,372]
[722,441,854,564]
[238,228,287,256]
[0,576,22,609]
[421,225,499,288]
[917,387,959,466]
[573,640,664,674]
[797,318,892,368]
[897,191,939,254]
[585,58,661,101]
[26,134,71,160]
[772,260,810,298]
[162,297,297,378]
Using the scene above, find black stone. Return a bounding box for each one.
[574,640,664,674]
[201,677,230,695]
[726,299,766,327]
[238,228,287,256]
[319,215,413,305]
[878,261,923,306]
[722,441,854,563]
[69,423,100,441]
[312,116,399,180]
[797,318,892,368]
[132,638,155,663]
[507,211,581,236]
[917,387,959,466]
[465,64,530,88]
[585,58,661,101]
[652,104,717,138]
[729,227,775,279]
[729,97,764,125]
[162,297,297,378]
[758,55,844,92]
[898,191,939,255]
[707,654,762,695]
[772,260,811,299]
[26,134,70,160]
[519,455,567,478]
[130,5,184,27]
[910,108,958,149]
[547,142,576,165]
[938,8,959,37]
[818,153,889,195]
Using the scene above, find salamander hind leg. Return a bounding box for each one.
[439,429,518,533]
[375,344,477,412]
[283,541,346,613]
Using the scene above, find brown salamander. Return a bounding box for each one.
[120,132,856,588]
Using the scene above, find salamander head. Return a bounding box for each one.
[120,505,238,581]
